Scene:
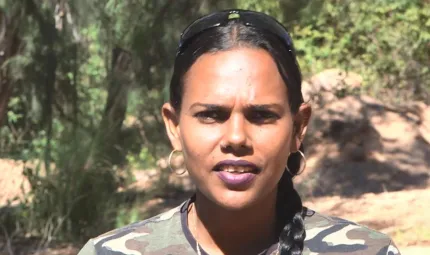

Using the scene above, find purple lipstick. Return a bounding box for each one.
[214,160,260,188]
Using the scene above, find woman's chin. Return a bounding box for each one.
[209,190,264,211]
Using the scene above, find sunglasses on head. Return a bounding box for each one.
[177,9,296,56]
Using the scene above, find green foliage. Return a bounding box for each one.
[127,147,157,170]
[236,0,281,18]
[15,133,121,242]
[115,206,140,229]
[290,0,430,102]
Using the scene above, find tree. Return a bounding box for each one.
[0,6,22,126]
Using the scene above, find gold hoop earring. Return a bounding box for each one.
[168,149,187,175]
[286,150,307,176]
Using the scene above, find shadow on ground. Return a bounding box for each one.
[298,96,430,198]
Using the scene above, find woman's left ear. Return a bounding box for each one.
[291,103,312,152]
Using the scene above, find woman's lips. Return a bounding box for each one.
[216,171,257,187]
[213,160,260,188]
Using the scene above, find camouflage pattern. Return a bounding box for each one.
[78,200,401,255]
[302,209,400,255]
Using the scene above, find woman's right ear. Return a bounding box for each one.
[162,103,182,150]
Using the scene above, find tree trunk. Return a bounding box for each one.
[0,9,21,127]
[24,0,58,172]
[93,47,132,166]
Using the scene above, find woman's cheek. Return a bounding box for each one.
[181,123,222,161]
[183,122,223,145]
[253,127,291,157]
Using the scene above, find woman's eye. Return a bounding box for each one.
[248,111,279,123]
[194,111,228,123]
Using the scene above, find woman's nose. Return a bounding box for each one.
[220,114,251,152]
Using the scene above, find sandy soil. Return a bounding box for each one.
[0,159,30,207]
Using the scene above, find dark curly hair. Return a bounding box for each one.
[169,17,306,255]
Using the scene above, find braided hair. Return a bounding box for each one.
[170,17,306,255]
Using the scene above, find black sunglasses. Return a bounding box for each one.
[178,9,296,55]
[177,9,302,85]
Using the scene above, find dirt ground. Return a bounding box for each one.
[0,159,30,207]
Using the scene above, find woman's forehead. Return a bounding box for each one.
[182,48,288,105]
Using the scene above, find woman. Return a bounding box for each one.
[78,9,400,255]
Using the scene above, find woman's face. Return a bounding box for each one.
[163,47,309,210]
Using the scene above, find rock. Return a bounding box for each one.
[306,96,369,142]
[302,69,362,107]
[300,95,430,197]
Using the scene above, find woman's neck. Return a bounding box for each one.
[189,190,279,255]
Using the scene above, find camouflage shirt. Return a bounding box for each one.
[78,199,401,255]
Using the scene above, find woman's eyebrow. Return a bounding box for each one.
[189,103,284,112]
[246,104,284,112]
[189,103,230,111]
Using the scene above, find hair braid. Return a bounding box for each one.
[277,145,306,255]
